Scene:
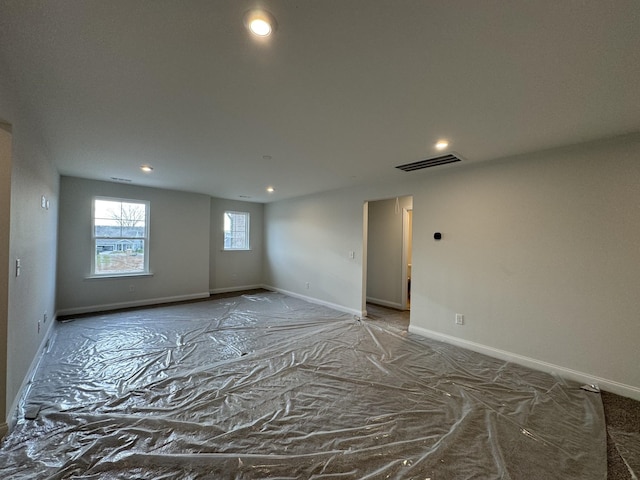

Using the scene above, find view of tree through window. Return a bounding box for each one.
[93,198,149,275]
[224,211,250,250]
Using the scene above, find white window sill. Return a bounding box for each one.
[221,249,252,252]
[86,272,154,280]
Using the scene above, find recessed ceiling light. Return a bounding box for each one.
[266,186,275,193]
[140,165,153,173]
[251,19,271,36]
[244,9,277,37]
[435,140,449,150]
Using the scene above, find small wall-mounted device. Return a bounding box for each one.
[434,232,442,240]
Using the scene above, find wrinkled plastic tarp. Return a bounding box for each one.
[609,428,640,479]
[0,293,606,479]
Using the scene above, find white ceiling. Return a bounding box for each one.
[1,1,639,203]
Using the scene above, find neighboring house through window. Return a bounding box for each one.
[92,197,149,275]
[224,211,250,250]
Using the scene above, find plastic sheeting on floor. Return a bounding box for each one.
[0,292,606,479]
[609,427,640,478]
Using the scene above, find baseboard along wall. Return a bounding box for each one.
[209,284,264,295]
[408,324,640,402]
[56,292,211,317]
[5,312,57,436]
[366,296,405,311]
[263,285,365,319]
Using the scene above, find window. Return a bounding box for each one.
[92,197,149,276]
[224,211,250,250]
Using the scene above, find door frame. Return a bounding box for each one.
[401,207,411,310]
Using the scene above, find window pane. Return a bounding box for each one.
[94,199,118,220]
[93,197,149,275]
[119,202,146,227]
[94,219,122,237]
[95,200,146,225]
[223,211,249,250]
[95,239,145,274]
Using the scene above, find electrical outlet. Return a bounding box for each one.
[43,312,48,323]
[129,285,135,293]
[455,314,464,325]
[305,282,310,289]
[37,320,41,334]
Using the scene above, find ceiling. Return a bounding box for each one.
[1,1,639,203]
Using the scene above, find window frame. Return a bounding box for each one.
[91,196,150,277]
[223,210,251,251]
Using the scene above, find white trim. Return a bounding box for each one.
[361,202,369,315]
[6,312,57,434]
[85,272,154,280]
[209,284,264,294]
[263,285,365,318]
[401,208,410,310]
[408,324,640,401]
[56,292,211,317]
[366,297,404,310]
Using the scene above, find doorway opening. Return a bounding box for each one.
[363,196,413,314]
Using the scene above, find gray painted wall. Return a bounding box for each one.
[264,134,640,398]
[0,124,11,434]
[263,189,364,314]
[209,197,264,293]
[410,137,640,395]
[1,80,59,432]
[366,196,412,309]
[56,177,211,314]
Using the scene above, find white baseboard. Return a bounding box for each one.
[408,324,640,401]
[209,284,264,295]
[366,297,405,310]
[263,285,365,318]
[56,292,211,317]
[5,312,58,435]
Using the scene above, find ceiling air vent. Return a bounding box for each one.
[395,153,462,172]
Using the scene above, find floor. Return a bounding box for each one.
[0,291,633,479]
[602,390,640,480]
[368,303,640,480]
[367,303,640,480]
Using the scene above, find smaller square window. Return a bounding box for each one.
[224,211,250,250]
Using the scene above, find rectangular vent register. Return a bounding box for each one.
[396,153,462,172]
